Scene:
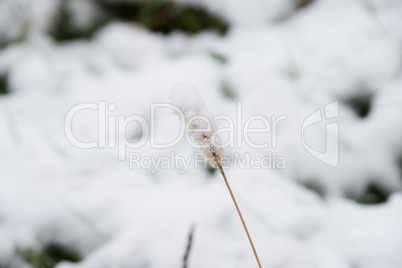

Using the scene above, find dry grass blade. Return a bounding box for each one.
[170,84,262,267]
[218,166,262,268]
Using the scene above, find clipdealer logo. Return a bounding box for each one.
[64,100,339,171]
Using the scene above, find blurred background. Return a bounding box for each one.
[1,0,402,267]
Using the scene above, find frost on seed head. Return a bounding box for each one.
[170,83,223,168]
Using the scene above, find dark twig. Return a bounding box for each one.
[183,224,195,268]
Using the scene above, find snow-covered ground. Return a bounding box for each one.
[1,0,402,267]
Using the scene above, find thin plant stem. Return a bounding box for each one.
[182,224,195,268]
[218,166,262,268]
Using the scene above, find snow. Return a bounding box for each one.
[170,84,207,117]
[1,0,402,267]
[169,83,218,133]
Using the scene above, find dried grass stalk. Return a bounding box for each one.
[171,84,262,267]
